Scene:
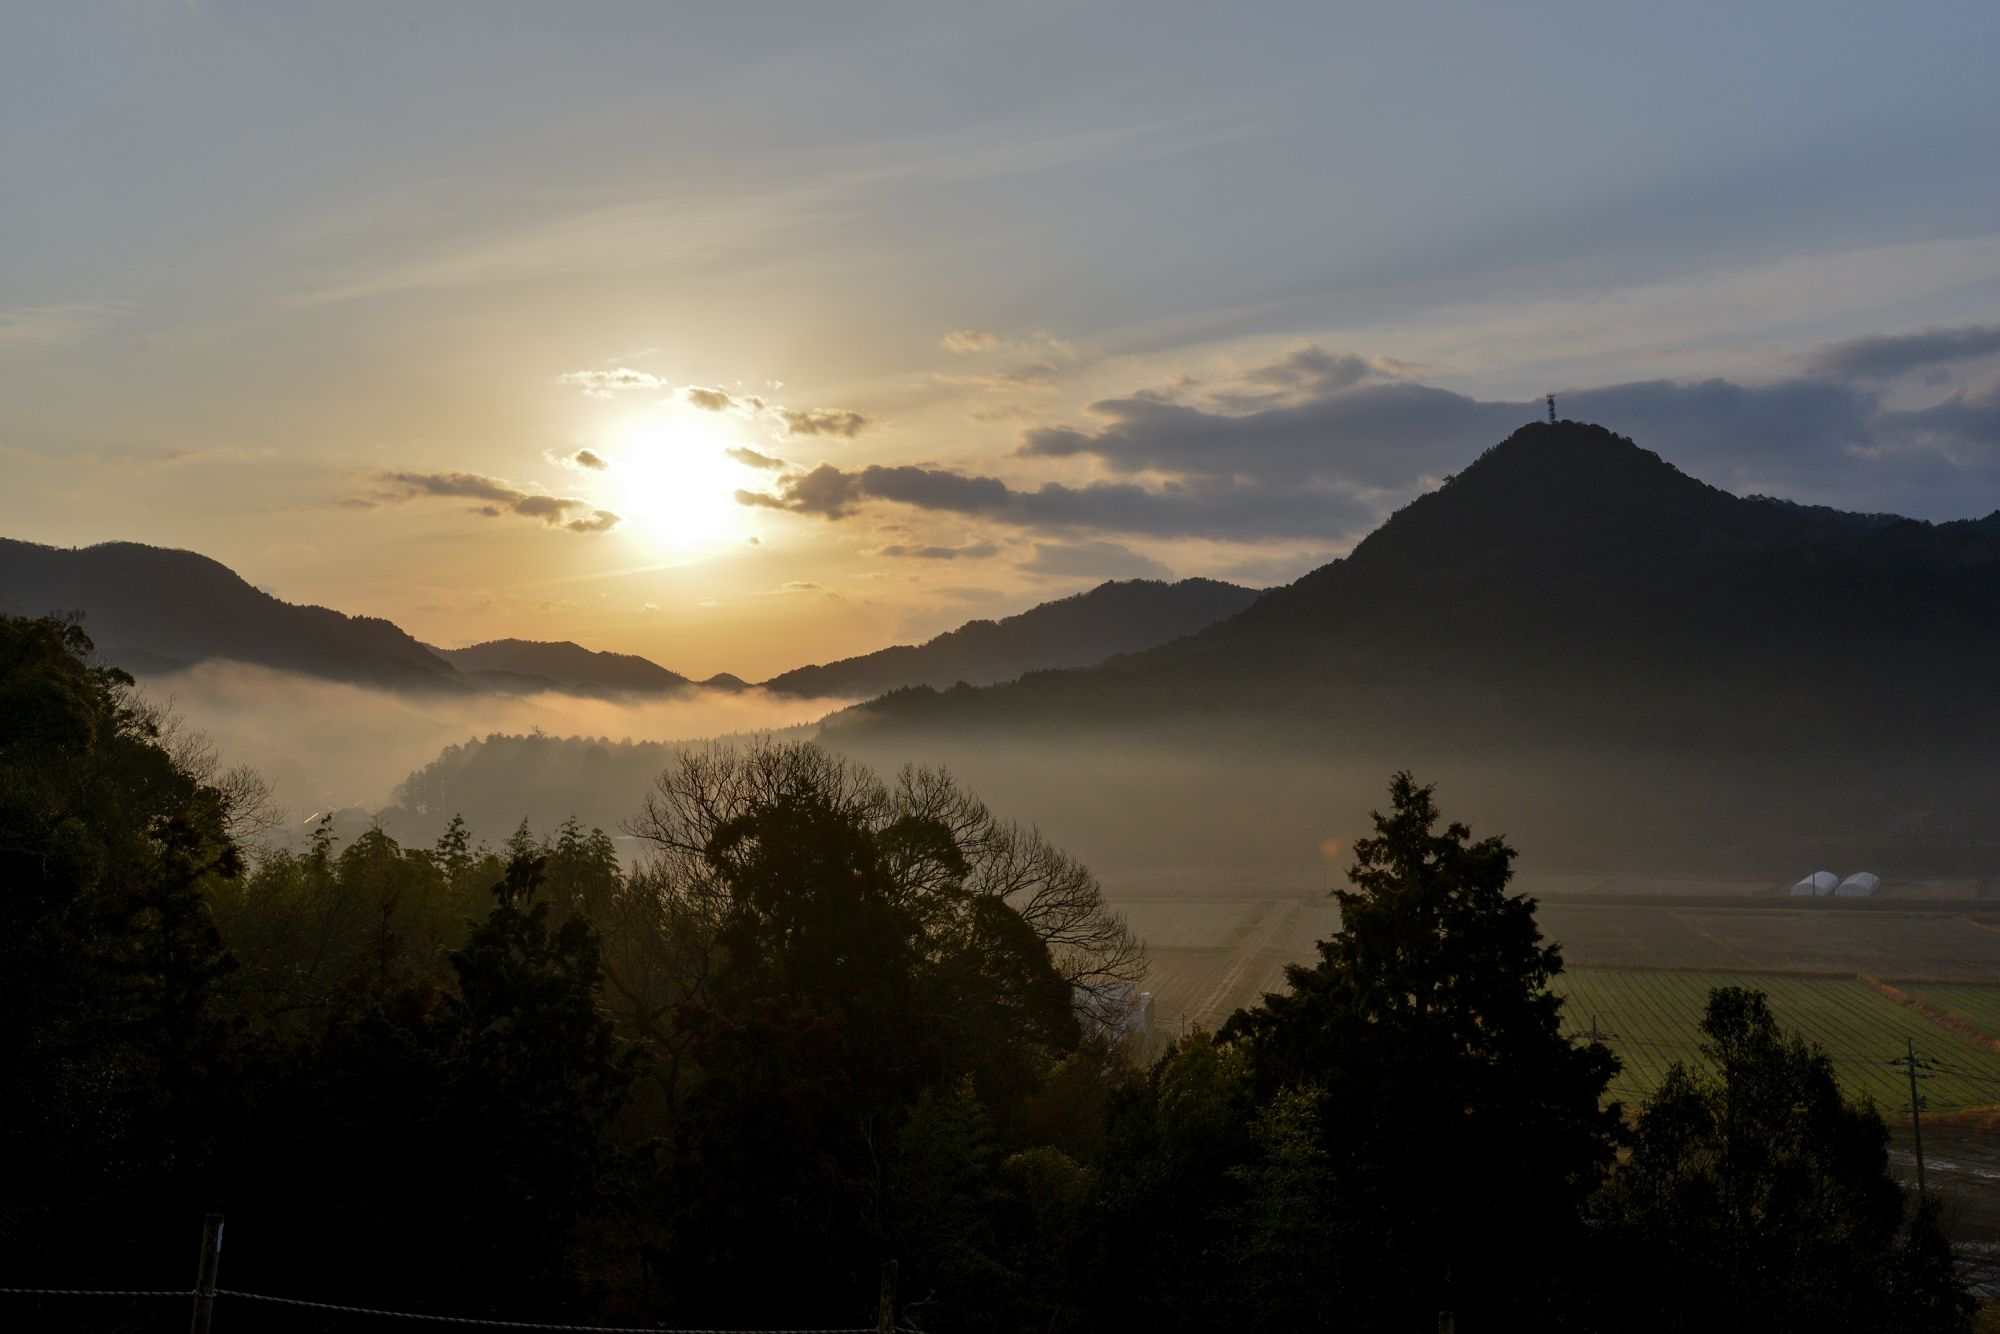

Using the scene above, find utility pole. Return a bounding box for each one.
[1547,392,1556,424]
[1891,1037,1933,1195]
[189,1212,223,1334]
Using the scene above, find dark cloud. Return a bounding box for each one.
[1889,386,2000,448]
[570,449,608,470]
[736,463,862,518]
[876,541,1003,560]
[1806,325,2000,380]
[1246,344,1373,395]
[736,462,1368,539]
[780,407,869,438]
[1020,539,1172,581]
[1018,380,1512,487]
[371,470,621,533]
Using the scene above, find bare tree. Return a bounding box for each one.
[625,739,1143,1014]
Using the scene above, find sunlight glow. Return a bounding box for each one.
[599,411,758,555]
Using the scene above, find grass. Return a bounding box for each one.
[1901,984,2000,1043]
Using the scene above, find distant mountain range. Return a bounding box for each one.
[761,577,1260,697]
[0,538,1256,700]
[0,538,469,692]
[433,639,694,696]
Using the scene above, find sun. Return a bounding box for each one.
[598,411,758,553]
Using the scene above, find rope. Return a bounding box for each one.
[1,1283,896,1331]
[217,1288,880,1332]
[0,1287,193,1297]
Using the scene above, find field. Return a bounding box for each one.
[1109,870,2000,1115]
[1553,968,2000,1113]
[1906,985,2000,1041]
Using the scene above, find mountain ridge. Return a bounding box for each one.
[759,576,1261,697]
[837,421,2000,747]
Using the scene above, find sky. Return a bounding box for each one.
[4,0,1999,680]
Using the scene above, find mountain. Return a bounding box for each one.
[827,423,2000,868]
[435,639,692,696]
[760,577,1261,697]
[843,422,2000,736]
[0,539,467,691]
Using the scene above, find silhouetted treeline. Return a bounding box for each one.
[0,614,1972,1332]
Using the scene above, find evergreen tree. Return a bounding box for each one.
[1223,772,1620,1329]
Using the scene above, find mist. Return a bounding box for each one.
[139,659,850,821]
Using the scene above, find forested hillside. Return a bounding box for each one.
[1,612,1969,1332]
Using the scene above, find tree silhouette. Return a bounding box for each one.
[1599,986,1974,1333]
[1223,771,1620,1329]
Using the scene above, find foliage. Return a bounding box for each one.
[1221,771,1621,1330]
[1596,986,1975,1334]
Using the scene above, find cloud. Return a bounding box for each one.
[967,403,1045,424]
[557,367,669,399]
[1017,380,1512,487]
[876,541,1003,560]
[726,445,787,470]
[942,329,1001,352]
[1806,325,2000,380]
[0,300,126,349]
[687,388,867,437]
[935,362,1060,390]
[546,448,609,471]
[370,470,621,533]
[380,470,521,503]
[1246,344,1374,395]
[684,385,741,412]
[736,463,862,518]
[737,461,1368,539]
[779,407,869,438]
[1020,540,1173,581]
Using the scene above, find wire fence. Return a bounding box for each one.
[0,1286,891,1332]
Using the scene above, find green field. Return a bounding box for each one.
[1902,984,2000,1041]
[1555,968,2000,1114]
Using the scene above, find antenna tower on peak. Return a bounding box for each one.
[1547,393,1556,424]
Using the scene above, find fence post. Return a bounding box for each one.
[877,1258,897,1334]
[189,1212,223,1334]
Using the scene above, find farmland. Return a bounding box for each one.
[1553,968,2000,1113]
[1110,871,2000,1113]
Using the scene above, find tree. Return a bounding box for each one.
[0,616,250,1316]
[1598,986,1974,1334]
[1222,771,1620,1329]
[627,741,1097,1326]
